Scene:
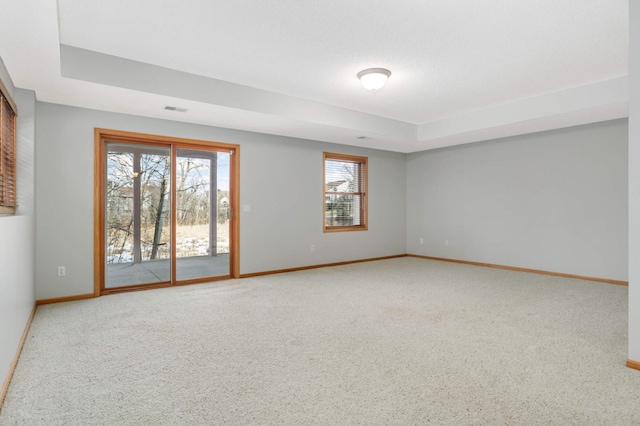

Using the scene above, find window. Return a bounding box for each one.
[323,152,368,232]
[0,78,17,214]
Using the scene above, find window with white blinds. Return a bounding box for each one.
[0,80,17,214]
[323,152,368,232]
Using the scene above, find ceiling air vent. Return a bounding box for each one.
[164,106,188,113]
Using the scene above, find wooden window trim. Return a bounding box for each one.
[0,77,17,113]
[0,76,17,214]
[323,152,368,232]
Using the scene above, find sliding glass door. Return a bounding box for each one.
[105,143,172,288]
[175,148,231,281]
[97,131,238,294]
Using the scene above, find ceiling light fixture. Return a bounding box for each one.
[357,68,391,91]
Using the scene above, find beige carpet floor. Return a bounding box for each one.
[1,257,639,425]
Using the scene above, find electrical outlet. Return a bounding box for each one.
[419,238,424,244]
[57,266,66,277]
[445,240,449,247]
[311,245,316,252]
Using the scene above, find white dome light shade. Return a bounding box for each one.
[357,68,391,91]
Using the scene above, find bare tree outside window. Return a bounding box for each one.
[106,149,171,263]
[106,146,231,265]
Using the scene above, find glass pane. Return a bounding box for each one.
[175,149,230,281]
[105,143,171,287]
[325,194,361,226]
[325,160,359,192]
[324,158,361,227]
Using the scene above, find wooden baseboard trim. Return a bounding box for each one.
[406,254,628,286]
[627,359,640,371]
[36,293,95,305]
[239,254,407,278]
[0,303,37,411]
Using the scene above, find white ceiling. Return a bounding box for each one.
[0,0,630,153]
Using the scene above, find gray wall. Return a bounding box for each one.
[407,119,628,281]
[0,56,36,391]
[35,102,407,299]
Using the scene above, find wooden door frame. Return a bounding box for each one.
[94,128,240,296]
